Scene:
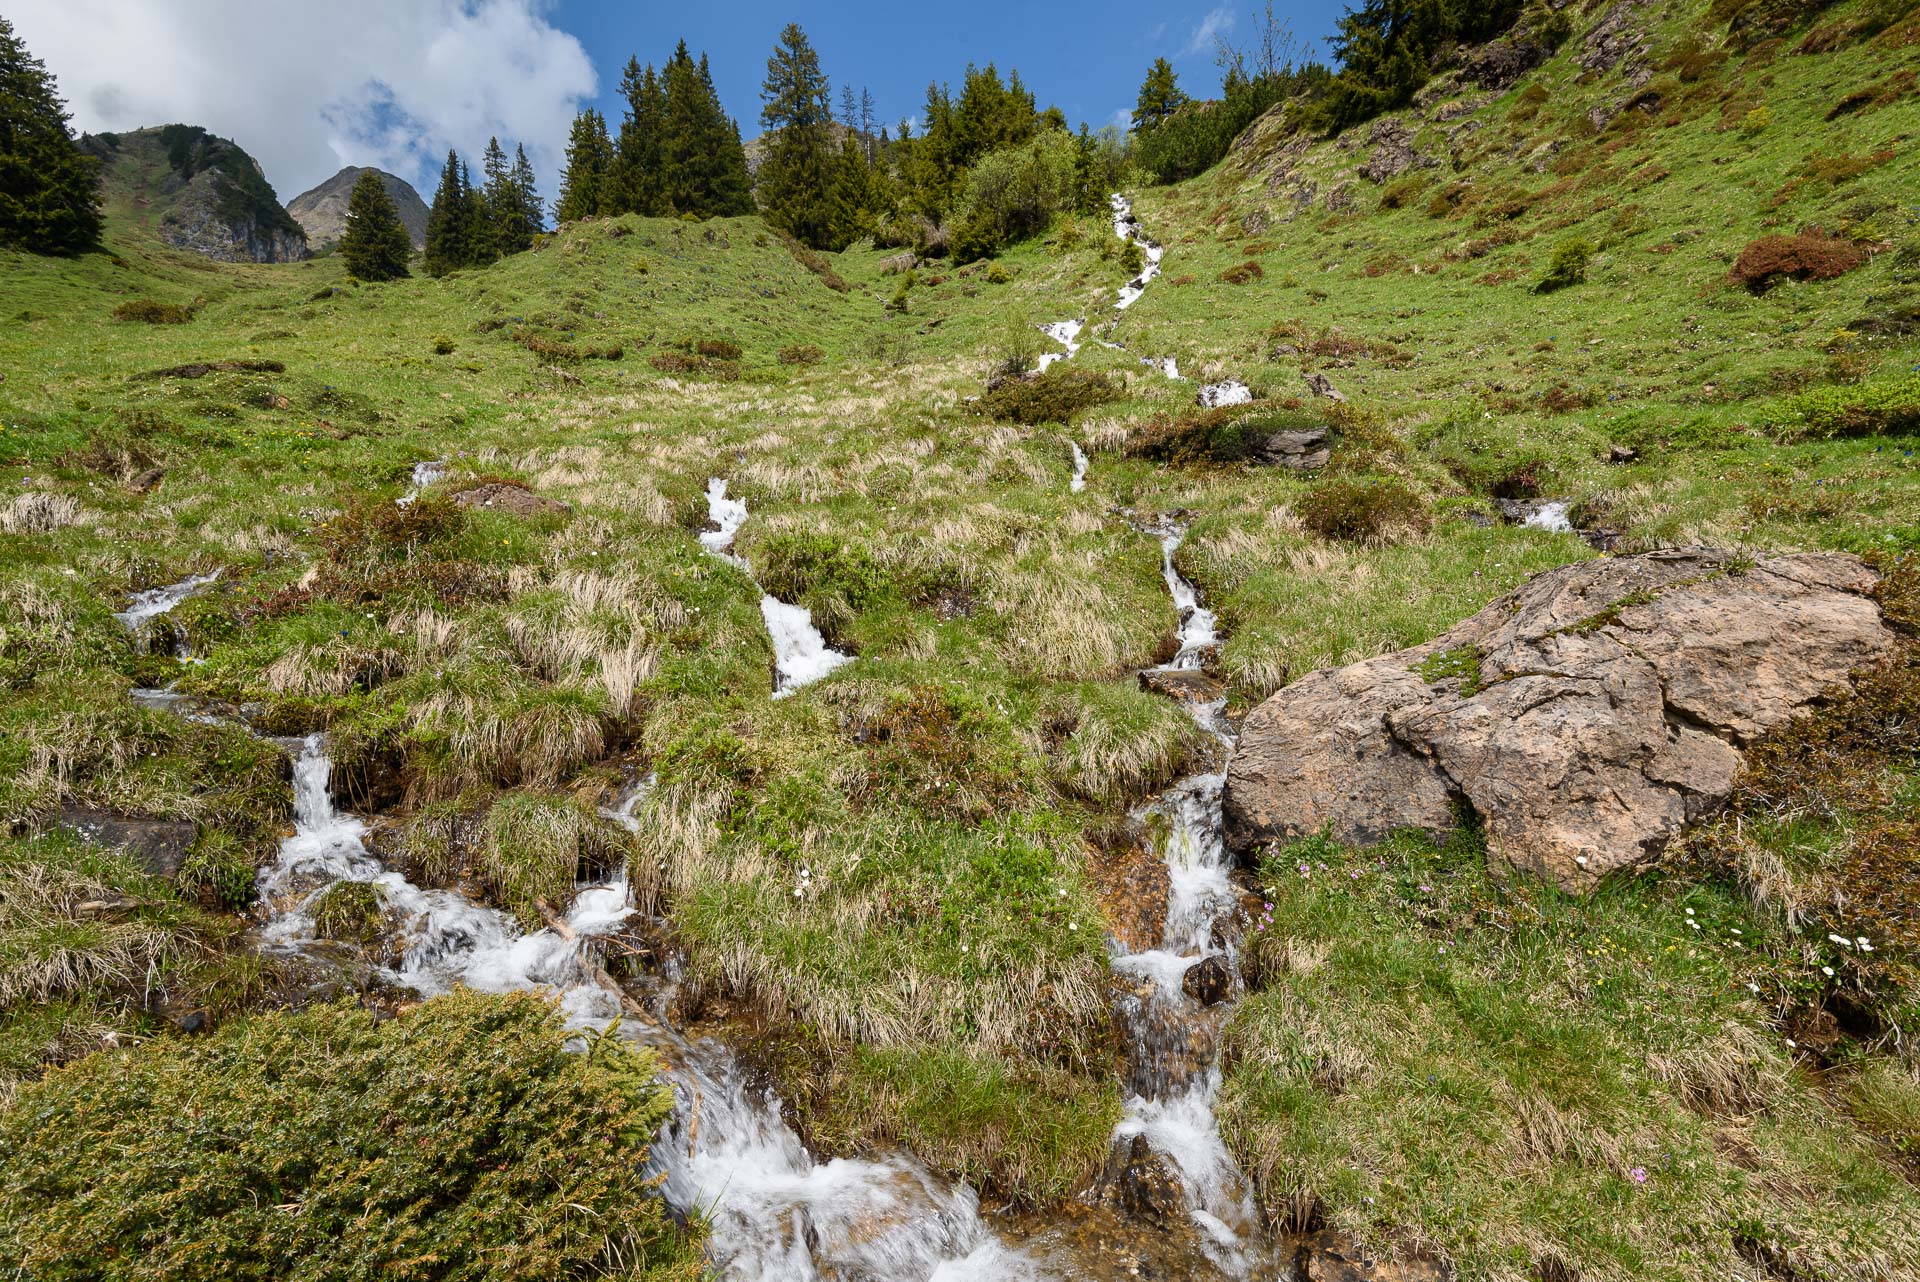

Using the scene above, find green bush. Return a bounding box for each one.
[112,299,191,324]
[1126,406,1324,467]
[950,132,1078,262]
[311,881,383,943]
[1299,478,1430,543]
[972,366,1120,426]
[1534,239,1593,294]
[1765,374,1920,441]
[0,992,702,1281]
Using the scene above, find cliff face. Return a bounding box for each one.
[81,125,307,263]
[286,166,429,252]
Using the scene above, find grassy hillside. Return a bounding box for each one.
[4,0,1920,1276]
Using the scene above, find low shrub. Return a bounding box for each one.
[318,493,466,564]
[694,338,741,361]
[1764,373,1920,441]
[0,992,700,1281]
[1125,406,1324,467]
[1299,478,1429,543]
[1732,232,1867,291]
[972,366,1120,426]
[778,344,825,365]
[111,299,191,324]
[1220,261,1265,285]
[984,263,1011,285]
[649,351,740,380]
[431,335,455,356]
[311,880,383,943]
[1534,238,1593,293]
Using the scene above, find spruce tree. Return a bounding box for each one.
[479,136,514,256]
[461,160,492,266]
[0,16,103,255]
[423,149,472,276]
[510,144,543,246]
[1132,58,1188,132]
[757,24,839,249]
[339,170,412,281]
[705,59,756,217]
[612,58,667,216]
[556,108,613,222]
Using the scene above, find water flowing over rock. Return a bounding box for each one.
[248,737,1028,1281]
[1198,380,1253,409]
[1094,516,1274,1276]
[1225,548,1896,890]
[701,478,852,696]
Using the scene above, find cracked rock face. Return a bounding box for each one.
[1223,549,1895,890]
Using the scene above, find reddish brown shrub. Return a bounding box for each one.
[1220,261,1265,285]
[1731,233,1866,291]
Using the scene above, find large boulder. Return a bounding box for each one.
[1224,549,1896,890]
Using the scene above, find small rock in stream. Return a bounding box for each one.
[1182,955,1234,1006]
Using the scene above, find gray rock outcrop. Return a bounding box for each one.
[1224,549,1895,890]
[81,125,307,263]
[58,809,197,877]
[287,166,429,251]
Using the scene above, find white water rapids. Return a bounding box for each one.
[1103,519,1269,1276]
[113,570,219,645]
[246,736,1029,1282]
[1039,192,1176,496]
[700,477,852,697]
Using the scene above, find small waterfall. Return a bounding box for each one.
[1070,442,1090,493]
[700,477,852,697]
[1036,319,1084,372]
[114,570,219,651]
[396,458,447,507]
[1101,518,1270,1277]
[1112,194,1166,311]
[242,736,1031,1280]
[1197,381,1253,409]
[1523,500,1574,533]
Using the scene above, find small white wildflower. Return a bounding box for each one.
[1828,933,1852,948]
[1785,1037,1797,1048]
[1687,920,1701,930]
[1068,922,1078,931]
[1729,928,1742,936]
[1822,966,1835,977]
[1685,906,1695,916]
[1747,982,1761,994]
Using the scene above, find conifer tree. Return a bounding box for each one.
[698,53,756,216]
[0,16,103,255]
[1132,58,1188,132]
[339,169,412,281]
[461,159,491,265]
[555,108,613,222]
[611,58,667,216]
[423,149,475,276]
[510,143,543,245]
[479,136,515,255]
[756,23,839,249]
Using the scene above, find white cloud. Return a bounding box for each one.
[1183,5,1235,58]
[6,0,595,205]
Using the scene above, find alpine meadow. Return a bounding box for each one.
[6,2,1920,1280]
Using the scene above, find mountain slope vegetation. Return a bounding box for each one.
[3,1,1920,1279]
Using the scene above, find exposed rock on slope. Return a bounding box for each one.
[1224,549,1895,890]
[287,166,428,251]
[81,125,306,262]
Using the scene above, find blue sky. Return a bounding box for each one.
[551,1,1349,138]
[14,0,1349,206]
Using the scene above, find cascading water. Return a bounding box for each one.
[700,477,852,697]
[114,570,219,648]
[1039,192,1178,496]
[396,458,448,507]
[243,735,1029,1281]
[1100,518,1272,1278]
[1111,194,1166,312]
